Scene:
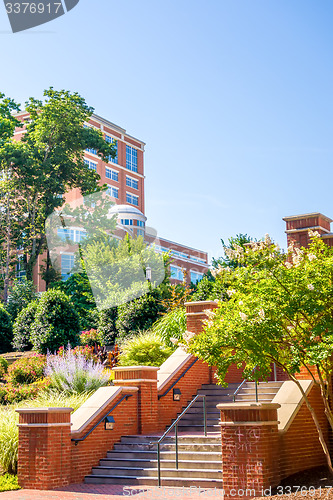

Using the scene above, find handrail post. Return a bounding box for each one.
[175,424,178,469]
[255,380,258,402]
[203,395,207,436]
[157,442,161,486]
[273,363,277,382]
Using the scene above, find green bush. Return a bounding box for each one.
[0,409,18,474]
[0,356,9,379]
[0,381,48,405]
[119,331,173,367]
[98,306,118,345]
[12,301,38,352]
[0,306,13,355]
[6,354,46,386]
[0,473,20,492]
[116,290,166,342]
[6,278,37,321]
[80,328,104,347]
[30,290,80,353]
[151,307,187,347]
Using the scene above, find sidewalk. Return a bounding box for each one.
[0,483,225,500]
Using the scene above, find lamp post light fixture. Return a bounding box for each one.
[173,388,181,401]
[146,266,152,282]
[105,415,115,430]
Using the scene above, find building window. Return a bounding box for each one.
[106,167,118,181]
[84,159,97,171]
[61,254,75,281]
[120,219,133,226]
[190,270,204,284]
[126,193,139,206]
[107,185,119,198]
[86,147,97,155]
[137,229,145,237]
[105,135,118,164]
[170,266,184,281]
[137,220,145,227]
[57,228,87,243]
[126,145,138,172]
[126,176,138,190]
[16,256,26,280]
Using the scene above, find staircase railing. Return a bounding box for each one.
[150,394,207,487]
[233,366,258,403]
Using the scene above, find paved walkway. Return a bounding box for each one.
[0,484,225,500]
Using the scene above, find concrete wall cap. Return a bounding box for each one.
[216,402,281,410]
[157,347,194,391]
[185,300,218,306]
[272,380,313,432]
[16,407,74,414]
[113,366,160,372]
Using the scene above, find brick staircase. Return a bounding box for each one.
[84,380,283,486]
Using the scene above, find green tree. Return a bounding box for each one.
[6,278,37,321]
[31,289,80,353]
[0,88,116,286]
[0,305,13,354]
[12,301,38,352]
[212,233,253,270]
[188,232,333,472]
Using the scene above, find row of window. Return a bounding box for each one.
[86,142,138,174]
[154,245,206,264]
[170,266,204,284]
[57,228,87,243]
[85,161,139,192]
[120,219,145,227]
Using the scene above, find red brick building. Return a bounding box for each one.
[13,112,209,289]
[283,212,333,248]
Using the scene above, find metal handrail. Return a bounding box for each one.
[158,358,198,399]
[151,394,207,486]
[71,394,132,445]
[233,366,258,403]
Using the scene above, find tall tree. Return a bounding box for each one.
[0,88,116,289]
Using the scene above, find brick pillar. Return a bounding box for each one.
[217,403,281,500]
[113,366,159,434]
[16,407,72,490]
[185,300,218,334]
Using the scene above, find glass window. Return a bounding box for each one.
[170,266,184,281]
[84,159,97,171]
[137,229,145,237]
[126,193,139,206]
[190,271,204,284]
[107,185,119,198]
[126,145,138,172]
[126,176,138,189]
[86,147,97,155]
[106,168,118,181]
[16,256,26,280]
[105,136,118,164]
[61,254,75,281]
[120,219,133,226]
[137,220,145,227]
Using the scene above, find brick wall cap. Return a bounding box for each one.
[16,407,73,414]
[283,212,333,223]
[185,300,218,306]
[113,366,159,372]
[217,402,281,410]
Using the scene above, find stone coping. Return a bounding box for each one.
[113,366,160,372]
[157,347,194,392]
[16,407,74,414]
[184,300,218,306]
[217,402,281,410]
[271,379,313,432]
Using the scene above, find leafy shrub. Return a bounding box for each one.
[0,306,13,354]
[119,331,173,367]
[0,408,18,474]
[30,289,80,353]
[0,473,20,492]
[45,347,110,393]
[98,306,118,345]
[12,301,38,352]
[0,380,49,405]
[0,356,9,379]
[151,307,187,347]
[6,354,46,386]
[116,290,166,342]
[80,328,104,347]
[6,278,37,321]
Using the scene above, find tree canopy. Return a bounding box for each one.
[187,232,333,472]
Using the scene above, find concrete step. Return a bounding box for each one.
[201,384,239,390]
[85,475,223,488]
[91,466,222,479]
[100,458,221,469]
[107,450,222,461]
[119,435,220,445]
[113,442,222,452]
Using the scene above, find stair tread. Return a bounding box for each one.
[93,466,222,472]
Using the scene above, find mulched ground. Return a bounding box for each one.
[255,466,333,499]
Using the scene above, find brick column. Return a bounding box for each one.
[185,300,218,334]
[217,403,281,500]
[113,366,159,434]
[16,407,72,490]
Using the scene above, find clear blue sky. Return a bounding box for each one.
[1,1,333,263]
